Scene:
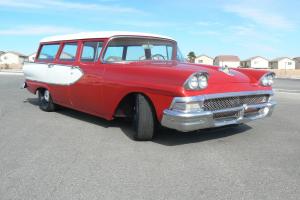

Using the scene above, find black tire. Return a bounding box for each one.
[38,89,56,112]
[132,94,155,141]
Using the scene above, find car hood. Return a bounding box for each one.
[132,61,250,84]
[172,62,250,84]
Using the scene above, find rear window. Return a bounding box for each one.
[37,44,60,61]
[59,43,78,61]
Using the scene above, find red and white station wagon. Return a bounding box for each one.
[23,31,276,140]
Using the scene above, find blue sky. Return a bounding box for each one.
[0,0,299,59]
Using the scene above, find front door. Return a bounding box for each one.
[68,41,105,116]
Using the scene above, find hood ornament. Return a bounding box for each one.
[219,65,234,76]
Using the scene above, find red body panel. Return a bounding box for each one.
[26,37,273,121]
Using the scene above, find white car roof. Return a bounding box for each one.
[40,31,174,43]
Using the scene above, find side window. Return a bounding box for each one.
[151,45,172,60]
[81,41,103,62]
[103,46,124,62]
[37,44,60,61]
[126,46,145,61]
[59,43,78,61]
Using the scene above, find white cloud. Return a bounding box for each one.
[224,3,295,29]
[0,25,83,35]
[0,0,145,14]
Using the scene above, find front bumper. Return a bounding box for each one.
[161,91,276,132]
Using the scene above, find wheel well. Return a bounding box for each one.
[36,87,46,94]
[114,93,157,120]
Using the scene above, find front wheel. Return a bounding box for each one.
[38,89,56,112]
[132,94,155,141]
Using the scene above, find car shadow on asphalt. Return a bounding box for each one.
[26,97,252,146]
[151,125,252,146]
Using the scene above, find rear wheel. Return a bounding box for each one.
[38,89,56,112]
[132,94,155,141]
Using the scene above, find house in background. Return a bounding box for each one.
[214,55,240,68]
[293,57,300,69]
[0,51,28,65]
[269,57,295,70]
[194,55,214,65]
[240,56,269,69]
[28,53,37,62]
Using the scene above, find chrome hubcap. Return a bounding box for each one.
[44,90,50,102]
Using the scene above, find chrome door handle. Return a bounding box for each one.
[48,64,54,68]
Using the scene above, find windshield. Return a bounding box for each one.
[103,37,181,62]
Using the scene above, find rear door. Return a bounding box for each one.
[35,42,76,106]
[52,41,82,106]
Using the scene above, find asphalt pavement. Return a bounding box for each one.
[0,74,299,200]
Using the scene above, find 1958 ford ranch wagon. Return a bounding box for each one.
[23,31,276,140]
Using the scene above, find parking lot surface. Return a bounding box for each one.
[0,75,299,200]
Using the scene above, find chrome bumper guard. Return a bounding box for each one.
[161,91,276,132]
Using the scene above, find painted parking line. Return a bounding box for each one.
[0,72,24,76]
[274,88,300,94]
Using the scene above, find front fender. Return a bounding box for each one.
[234,68,271,84]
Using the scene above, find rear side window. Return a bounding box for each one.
[59,43,78,61]
[81,42,103,62]
[37,44,60,61]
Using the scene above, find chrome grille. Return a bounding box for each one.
[203,95,269,111]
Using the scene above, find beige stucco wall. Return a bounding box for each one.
[0,53,24,65]
[250,57,269,69]
[215,60,240,68]
[195,56,213,65]
[270,58,295,70]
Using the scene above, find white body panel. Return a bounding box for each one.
[23,62,84,85]
[40,31,174,42]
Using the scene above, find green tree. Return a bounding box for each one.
[187,51,196,63]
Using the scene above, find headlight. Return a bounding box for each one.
[184,72,208,90]
[260,72,275,86]
[198,75,208,89]
[187,76,199,90]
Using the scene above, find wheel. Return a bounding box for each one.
[132,94,155,141]
[38,89,56,112]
